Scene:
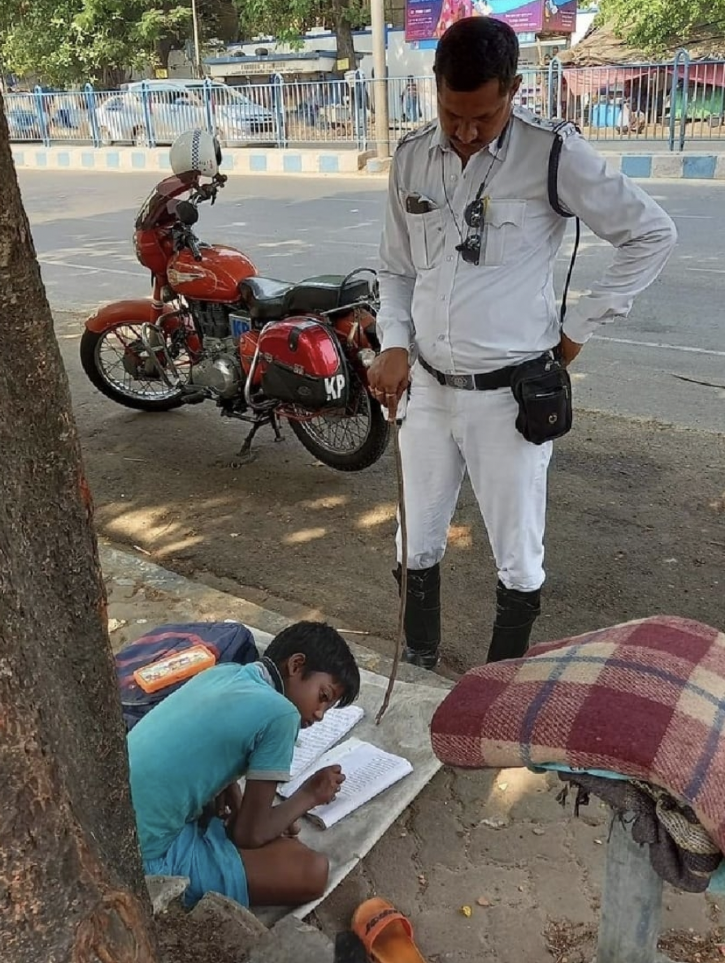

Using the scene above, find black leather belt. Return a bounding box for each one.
[419,355,516,391]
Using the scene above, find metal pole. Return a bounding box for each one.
[370,0,390,159]
[191,0,202,78]
[596,813,675,963]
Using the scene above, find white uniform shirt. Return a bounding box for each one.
[377,108,678,375]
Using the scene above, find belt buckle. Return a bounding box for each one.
[448,373,474,390]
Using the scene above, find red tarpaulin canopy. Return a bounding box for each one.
[563,62,725,97]
[562,66,663,97]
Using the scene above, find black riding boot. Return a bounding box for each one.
[393,563,441,670]
[486,580,541,664]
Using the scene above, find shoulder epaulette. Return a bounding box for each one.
[396,121,437,150]
[513,107,579,142]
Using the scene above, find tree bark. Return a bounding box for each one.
[0,97,159,963]
[331,0,357,72]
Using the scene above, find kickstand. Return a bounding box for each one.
[232,418,267,467]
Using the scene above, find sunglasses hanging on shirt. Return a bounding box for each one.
[456,197,490,265]
[443,120,511,267]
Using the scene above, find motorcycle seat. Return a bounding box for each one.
[239,274,374,323]
[238,277,294,321]
[283,275,373,315]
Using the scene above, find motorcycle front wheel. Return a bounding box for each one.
[80,323,185,412]
[288,390,390,472]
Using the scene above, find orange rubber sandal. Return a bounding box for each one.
[351,897,427,963]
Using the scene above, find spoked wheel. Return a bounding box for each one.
[288,386,390,472]
[80,322,188,412]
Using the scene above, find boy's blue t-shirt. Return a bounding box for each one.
[128,662,300,861]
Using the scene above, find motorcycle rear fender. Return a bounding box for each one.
[331,308,379,386]
[84,299,175,334]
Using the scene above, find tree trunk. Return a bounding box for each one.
[155,36,177,73]
[101,65,129,89]
[331,0,357,72]
[0,97,159,963]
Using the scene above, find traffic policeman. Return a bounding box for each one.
[369,17,677,669]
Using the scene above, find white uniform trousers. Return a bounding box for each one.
[395,365,552,593]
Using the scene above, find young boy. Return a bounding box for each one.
[127,621,361,908]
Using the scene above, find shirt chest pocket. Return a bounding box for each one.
[406,208,445,271]
[483,199,527,267]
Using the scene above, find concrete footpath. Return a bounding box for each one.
[12,142,725,180]
[102,540,724,962]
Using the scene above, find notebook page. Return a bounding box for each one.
[279,738,363,799]
[307,742,413,829]
[290,705,365,780]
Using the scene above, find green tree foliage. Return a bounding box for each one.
[1,0,190,86]
[235,0,369,65]
[598,0,725,55]
[0,0,373,87]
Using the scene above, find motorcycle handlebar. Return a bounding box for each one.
[193,175,227,206]
[171,174,227,257]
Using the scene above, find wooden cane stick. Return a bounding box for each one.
[376,421,407,724]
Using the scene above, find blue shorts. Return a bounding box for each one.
[145,817,249,908]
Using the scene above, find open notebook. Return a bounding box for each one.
[279,737,414,830]
[290,704,365,780]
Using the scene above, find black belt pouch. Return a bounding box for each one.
[510,354,573,445]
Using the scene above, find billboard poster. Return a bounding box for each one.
[542,0,577,33]
[487,0,544,33]
[405,0,576,41]
[406,0,543,42]
[405,0,473,43]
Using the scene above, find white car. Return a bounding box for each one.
[96,80,276,146]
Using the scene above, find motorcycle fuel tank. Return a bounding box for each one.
[168,244,257,302]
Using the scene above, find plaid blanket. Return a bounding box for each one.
[430,616,725,852]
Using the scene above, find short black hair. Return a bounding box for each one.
[266,621,360,708]
[434,17,519,93]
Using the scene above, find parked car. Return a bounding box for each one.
[5,90,89,141]
[6,106,43,141]
[96,80,276,146]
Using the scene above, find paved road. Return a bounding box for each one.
[19,169,725,431]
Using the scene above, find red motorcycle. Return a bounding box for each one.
[80,171,389,471]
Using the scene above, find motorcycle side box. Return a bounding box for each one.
[257,317,350,410]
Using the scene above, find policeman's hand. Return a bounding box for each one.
[301,765,345,808]
[368,348,410,420]
[558,332,584,367]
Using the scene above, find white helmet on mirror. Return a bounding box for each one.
[169,129,222,178]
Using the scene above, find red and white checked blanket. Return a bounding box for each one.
[430,616,725,851]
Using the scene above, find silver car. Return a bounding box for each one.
[96,80,276,146]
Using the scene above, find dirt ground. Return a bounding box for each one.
[545,920,725,963]
[66,307,725,671]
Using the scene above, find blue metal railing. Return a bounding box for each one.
[4,55,725,151]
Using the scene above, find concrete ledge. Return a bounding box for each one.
[11,144,725,180]
[10,144,367,176]
[618,152,725,180]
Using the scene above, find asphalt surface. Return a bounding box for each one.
[20,169,725,432]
